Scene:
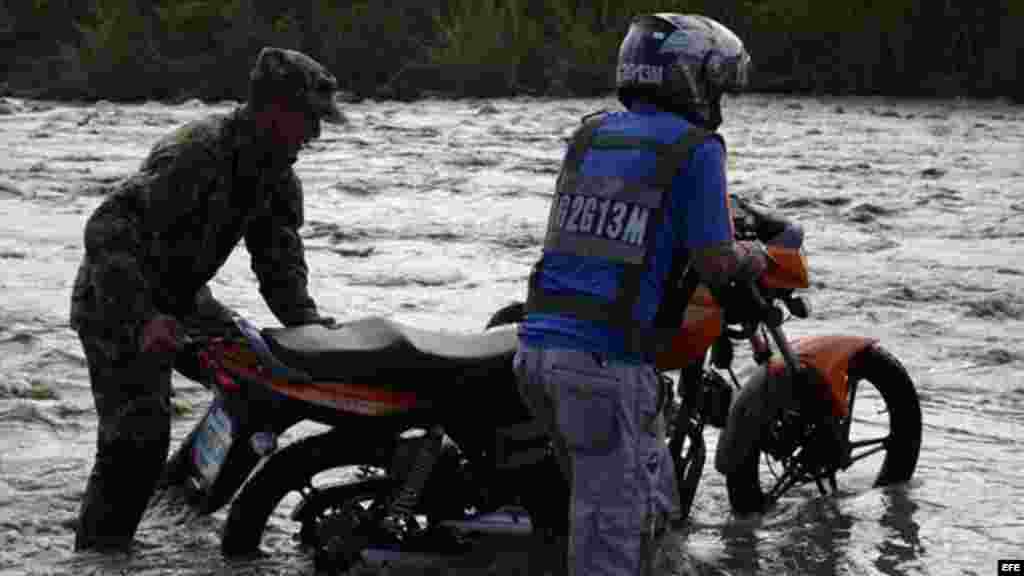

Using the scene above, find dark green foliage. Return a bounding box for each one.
[0,0,1019,102]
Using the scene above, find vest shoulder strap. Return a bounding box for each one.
[557,113,607,187]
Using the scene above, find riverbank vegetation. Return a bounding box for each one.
[1,0,1020,102]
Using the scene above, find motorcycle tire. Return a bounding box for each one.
[666,369,707,527]
[669,412,706,528]
[221,431,386,556]
[725,344,922,515]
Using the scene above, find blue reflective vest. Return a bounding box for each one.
[520,105,733,362]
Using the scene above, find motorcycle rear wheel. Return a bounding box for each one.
[220,431,387,557]
[725,345,922,514]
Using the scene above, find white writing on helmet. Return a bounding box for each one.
[617,63,664,85]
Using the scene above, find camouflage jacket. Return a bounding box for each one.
[70,105,321,350]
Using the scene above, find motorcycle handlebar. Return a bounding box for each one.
[720,278,785,339]
[747,282,785,327]
[731,194,802,247]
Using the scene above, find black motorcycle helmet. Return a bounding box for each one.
[616,14,751,130]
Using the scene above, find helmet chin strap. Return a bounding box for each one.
[706,93,723,130]
[697,53,723,130]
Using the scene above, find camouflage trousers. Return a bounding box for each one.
[74,330,173,551]
[514,345,679,576]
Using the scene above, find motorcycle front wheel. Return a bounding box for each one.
[725,345,922,514]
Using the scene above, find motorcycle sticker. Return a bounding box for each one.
[193,400,235,488]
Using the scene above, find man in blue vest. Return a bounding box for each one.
[515,14,769,575]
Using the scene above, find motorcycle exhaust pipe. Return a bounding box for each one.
[439,507,533,537]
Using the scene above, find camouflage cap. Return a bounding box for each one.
[249,47,344,124]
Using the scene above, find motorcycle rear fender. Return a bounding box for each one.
[713,335,877,475]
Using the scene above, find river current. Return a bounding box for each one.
[0,93,1021,575]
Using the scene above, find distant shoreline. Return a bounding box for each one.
[3,67,1018,107]
[2,2,1020,105]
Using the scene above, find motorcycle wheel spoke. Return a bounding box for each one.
[840,380,859,443]
[848,435,888,449]
[843,374,894,465]
[766,472,799,504]
[814,477,827,495]
[765,455,803,503]
[847,437,889,464]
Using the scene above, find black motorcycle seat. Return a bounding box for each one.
[261,316,518,382]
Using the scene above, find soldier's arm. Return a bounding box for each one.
[245,169,320,326]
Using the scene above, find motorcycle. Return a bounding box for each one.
[163,200,922,572]
[660,200,922,519]
[163,312,568,573]
[486,199,923,521]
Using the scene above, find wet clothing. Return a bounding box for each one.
[71,105,322,345]
[517,105,732,575]
[75,332,174,551]
[514,347,675,576]
[70,105,325,550]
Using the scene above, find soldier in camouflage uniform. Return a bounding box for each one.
[69,47,345,552]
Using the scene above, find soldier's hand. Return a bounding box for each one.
[141,314,183,354]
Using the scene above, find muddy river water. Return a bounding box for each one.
[0,93,1021,575]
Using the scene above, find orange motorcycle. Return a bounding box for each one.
[486,201,923,520]
[658,203,922,518]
